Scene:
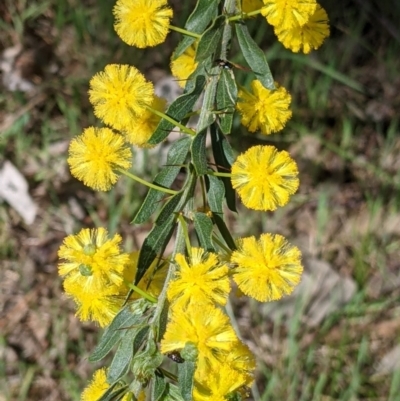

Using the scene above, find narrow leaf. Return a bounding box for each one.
[136,172,197,283]
[197,67,219,132]
[178,361,196,401]
[89,305,142,362]
[216,69,237,134]
[195,15,225,62]
[135,196,181,284]
[210,124,236,212]
[206,175,225,214]
[107,331,134,384]
[213,214,236,251]
[236,23,275,90]
[152,371,167,401]
[193,212,215,252]
[98,383,126,401]
[173,0,219,58]
[148,75,206,145]
[133,136,191,224]
[191,129,208,175]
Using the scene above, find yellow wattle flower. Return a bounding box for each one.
[236,80,292,135]
[231,233,303,302]
[113,0,173,48]
[89,64,154,131]
[160,303,238,368]
[275,4,330,53]
[231,145,299,211]
[170,42,199,87]
[167,247,230,308]
[261,0,317,29]
[68,127,132,191]
[81,368,132,400]
[123,96,167,148]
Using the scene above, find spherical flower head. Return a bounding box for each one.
[64,278,123,327]
[261,0,317,30]
[123,96,167,148]
[89,64,154,131]
[236,80,292,135]
[68,127,132,191]
[58,228,129,290]
[193,364,249,401]
[275,4,329,53]
[231,145,299,211]
[171,42,199,88]
[242,0,264,13]
[81,368,131,400]
[231,233,303,302]
[160,303,238,366]
[167,248,230,308]
[113,0,173,48]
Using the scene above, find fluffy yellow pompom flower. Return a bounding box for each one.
[231,145,299,211]
[170,42,198,88]
[81,368,131,400]
[193,364,249,401]
[275,4,329,53]
[68,127,132,191]
[81,369,109,401]
[231,233,303,302]
[236,80,292,135]
[160,303,238,368]
[167,248,230,308]
[58,228,129,290]
[113,0,173,48]
[242,0,264,13]
[261,0,317,30]
[64,279,123,327]
[123,96,167,147]
[89,64,154,131]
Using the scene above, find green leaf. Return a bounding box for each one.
[235,23,275,90]
[213,214,236,251]
[135,196,181,284]
[210,124,236,212]
[133,136,191,224]
[197,66,219,132]
[89,305,142,362]
[148,75,206,146]
[173,0,219,58]
[195,15,225,62]
[178,360,196,401]
[165,384,185,401]
[206,175,225,214]
[98,384,127,401]
[193,212,215,251]
[136,171,197,283]
[152,371,167,401]
[107,331,134,384]
[216,69,238,134]
[191,129,208,175]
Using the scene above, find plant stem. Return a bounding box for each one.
[123,281,157,303]
[228,9,262,22]
[169,25,201,39]
[118,169,178,195]
[147,106,196,137]
[207,170,232,178]
[178,214,192,257]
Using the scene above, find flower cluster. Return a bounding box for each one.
[58,228,165,327]
[260,0,330,54]
[57,0,330,399]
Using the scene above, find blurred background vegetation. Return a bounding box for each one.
[1,0,400,400]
